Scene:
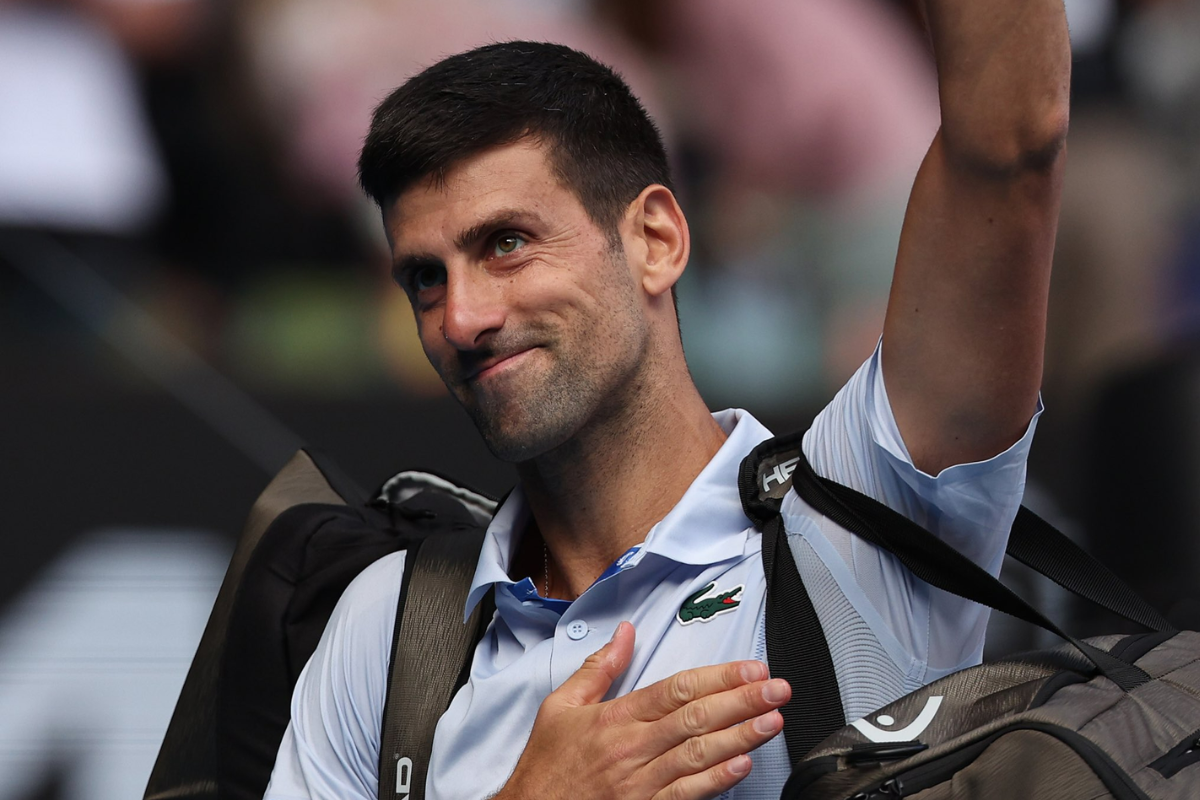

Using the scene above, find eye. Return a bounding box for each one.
[492,232,526,257]
[408,263,446,293]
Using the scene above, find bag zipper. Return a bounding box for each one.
[850,776,906,799]
[840,721,1150,800]
[1149,727,1200,779]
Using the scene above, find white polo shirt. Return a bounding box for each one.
[266,347,1039,800]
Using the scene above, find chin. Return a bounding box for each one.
[475,419,560,463]
[469,402,579,464]
[455,363,610,463]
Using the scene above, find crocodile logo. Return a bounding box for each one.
[677,582,744,625]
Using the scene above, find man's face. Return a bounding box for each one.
[384,140,651,462]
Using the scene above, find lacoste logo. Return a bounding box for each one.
[677,583,744,624]
[850,696,944,743]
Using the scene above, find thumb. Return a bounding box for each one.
[552,621,635,708]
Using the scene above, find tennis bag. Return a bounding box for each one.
[144,449,497,800]
[740,432,1198,800]
[782,630,1199,800]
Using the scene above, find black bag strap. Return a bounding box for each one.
[1005,506,1173,633]
[802,458,1174,636]
[377,525,488,800]
[761,513,846,765]
[740,432,849,763]
[782,446,1161,690]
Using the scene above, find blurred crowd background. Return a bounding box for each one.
[4,0,1200,797]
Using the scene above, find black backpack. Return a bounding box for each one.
[143,449,497,800]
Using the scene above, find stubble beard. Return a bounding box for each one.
[451,268,649,463]
[451,324,645,463]
[466,360,589,462]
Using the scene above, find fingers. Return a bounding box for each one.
[638,667,789,792]
[660,676,790,747]
[652,754,754,800]
[612,659,788,791]
[551,621,636,708]
[649,708,784,790]
[644,708,785,800]
[625,660,772,722]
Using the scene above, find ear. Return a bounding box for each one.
[625,185,690,299]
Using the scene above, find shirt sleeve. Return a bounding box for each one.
[264,551,406,800]
[789,340,1042,675]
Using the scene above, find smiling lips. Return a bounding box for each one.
[462,347,538,382]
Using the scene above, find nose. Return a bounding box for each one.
[440,268,507,350]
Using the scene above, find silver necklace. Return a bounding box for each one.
[542,542,550,598]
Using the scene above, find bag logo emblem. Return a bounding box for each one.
[850,695,944,743]
[677,583,744,624]
[762,457,800,493]
[395,755,413,798]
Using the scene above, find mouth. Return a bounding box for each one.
[462,347,539,383]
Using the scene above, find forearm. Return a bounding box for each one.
[918,0,1070,171]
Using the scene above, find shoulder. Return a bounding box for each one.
[266,551,408,800]
[801,341,1040,521]
[335,549,408,622]
[308,549,408,705]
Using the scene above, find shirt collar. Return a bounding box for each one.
[463,409,774,619]
[638,408,773,566]
[464,484,531,620]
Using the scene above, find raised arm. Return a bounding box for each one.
[882,0,1069,474]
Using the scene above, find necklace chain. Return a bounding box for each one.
[543,541,550,599]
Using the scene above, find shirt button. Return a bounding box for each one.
[566,620,589,640]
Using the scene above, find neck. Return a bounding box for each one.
[515,376,726,600]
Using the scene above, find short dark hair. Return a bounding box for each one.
[358,41,673,232]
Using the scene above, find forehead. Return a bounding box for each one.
[384,140,583,248]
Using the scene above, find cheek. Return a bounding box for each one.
[414,313,445,360]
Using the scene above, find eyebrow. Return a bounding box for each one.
[453,209,540,251]
[392,209,541,280]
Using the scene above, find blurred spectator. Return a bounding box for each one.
[1043,116,1178,411]
[600,0,940,411]
[239,0,661,211]
[0,2,180,234]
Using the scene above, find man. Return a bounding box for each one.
[266,0,1069,796]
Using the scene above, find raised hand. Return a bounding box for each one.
[495,622,791,800]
